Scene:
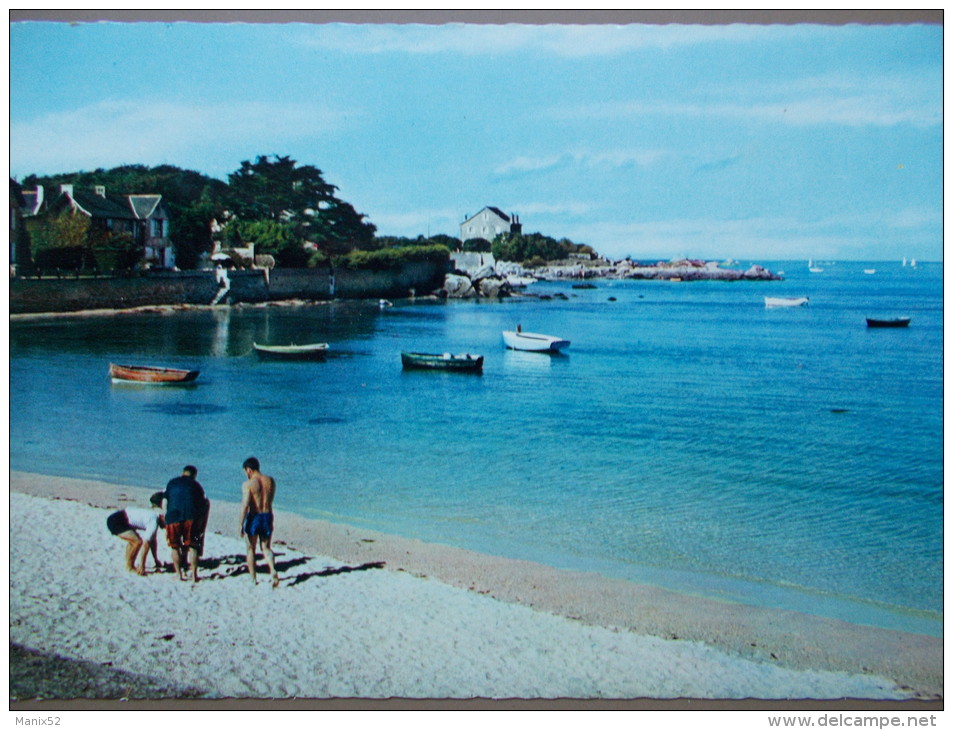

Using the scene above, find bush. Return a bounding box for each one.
[33,246,94,271]
[337,244,450,270]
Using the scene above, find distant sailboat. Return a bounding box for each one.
[808,258,823,273]
[911,258,918,268]
[902,257,907,267]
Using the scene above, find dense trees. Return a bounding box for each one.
[490,231,594,265]
[19,154,377,270]
[17,155,594,272]
[225,155,376,256]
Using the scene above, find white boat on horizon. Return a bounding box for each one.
[764,296,809,308]
[808,258,823,273]
[864,269,876,275]
[502,329,570,352]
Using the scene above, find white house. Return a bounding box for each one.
[460,207,522,243]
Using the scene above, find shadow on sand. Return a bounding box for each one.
[190,552,386,586]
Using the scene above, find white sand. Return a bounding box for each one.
[9,484,932,701]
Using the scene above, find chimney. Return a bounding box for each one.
[95,185,106,197]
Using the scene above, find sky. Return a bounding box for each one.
[8,16,943,262]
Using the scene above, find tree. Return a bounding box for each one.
[462,237,491,253]
[222,218,308,267]
[26,213,96,270]
[491,231,592,263]
[23,164,230,269]
[226,154,376,260]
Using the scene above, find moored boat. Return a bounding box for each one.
[109,363,200,384]
[866,317,911,328]
[764,296,809,308]
[502,330,570,352]
[401,351,484,372]
[253,342,329,360]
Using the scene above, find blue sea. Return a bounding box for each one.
[9,260,943,636]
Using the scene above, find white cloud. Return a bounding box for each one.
[885,206,942,230]
[369,208,463,236]
[10,99,354,178]
[509,201,594,217]
[296,22,778,58]
[495,148,668,176]
[557,71,941,129]
[549,212,941,261]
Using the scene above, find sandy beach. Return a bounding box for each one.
[8,471,942,703]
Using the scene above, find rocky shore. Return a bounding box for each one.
[441,258,781,298]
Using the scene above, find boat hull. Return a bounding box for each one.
[109,363,200,384]
[502,331,570,352]
[253,343,329,360]
[401,352,484,372]
[866,318,911,328]
[764,297,809,308]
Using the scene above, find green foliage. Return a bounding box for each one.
[14,222,33,273]
[226,155,376,258]
[490,231,592,264]
[33,246,94,271]
[222,218,308,267]
[25,213,141,271]
[23,165,229,266]
[461,237,491,252]
[89,230,140,271]
[338,244,450,271]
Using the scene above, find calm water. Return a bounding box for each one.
[10,260,943,636]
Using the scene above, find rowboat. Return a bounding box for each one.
[866,317,911,328]
[109,363,200,385]
[764,296,809,308]
[502,330,570,352]
[253,342,329,359]
[401,351,484,372]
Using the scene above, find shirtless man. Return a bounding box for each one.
[239,456,279,588]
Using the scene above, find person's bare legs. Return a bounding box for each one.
[188,546,199,583]
[171,547,188,580]
[261,537,278,588]
[118,531,142,572]
[245,535,259,584]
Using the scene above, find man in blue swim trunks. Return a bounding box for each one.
[239,456,279,588]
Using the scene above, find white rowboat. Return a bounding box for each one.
[253,342,329,359]
[764,297,809,308]
[502,330,570,352]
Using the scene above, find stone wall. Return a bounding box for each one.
[9,260,450,314]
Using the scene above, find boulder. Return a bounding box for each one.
[471,264,497,282]
[478,276,511,298]
[443,273,476,298]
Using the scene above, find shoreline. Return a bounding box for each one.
[10,471,942,700]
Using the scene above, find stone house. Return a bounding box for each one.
[460,206,522,244]
[32,183,175,268]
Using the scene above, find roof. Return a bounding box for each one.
[128,195,163,219]
[51,190,165,220]
[463,206,512,224]
[66,190,137,219]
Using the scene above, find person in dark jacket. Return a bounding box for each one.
[158,465,207,582]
